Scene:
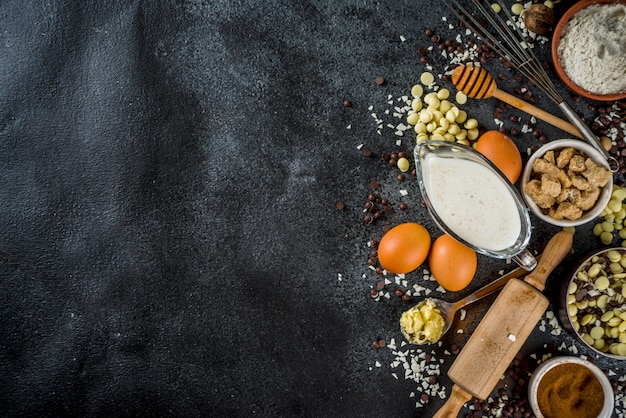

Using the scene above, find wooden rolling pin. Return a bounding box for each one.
[451,64,583,139]
[433,230,573,418]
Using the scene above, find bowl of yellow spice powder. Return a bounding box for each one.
[528,356,613,418]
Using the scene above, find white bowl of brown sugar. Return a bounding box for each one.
[521,139,613,227]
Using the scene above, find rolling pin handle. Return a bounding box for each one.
[523,230,573,291]
[432,384,473,418]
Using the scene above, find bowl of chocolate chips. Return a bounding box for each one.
[558,247,626,359]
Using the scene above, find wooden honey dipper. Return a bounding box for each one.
[451,64,583,139]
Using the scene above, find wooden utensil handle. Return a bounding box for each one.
[493,89,582,139]
[439,231,573,404]
[524,231,573,291]
[432,384,473,418]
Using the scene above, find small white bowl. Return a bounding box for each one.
[528,356,613,418]
[521,139,613,227]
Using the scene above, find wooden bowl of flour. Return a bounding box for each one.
[551,0,626,101]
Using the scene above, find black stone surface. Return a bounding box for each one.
[1,1,624,417]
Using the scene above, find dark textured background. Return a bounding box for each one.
[1,1,624,417]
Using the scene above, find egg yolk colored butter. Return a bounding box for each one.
[400,299,446,344]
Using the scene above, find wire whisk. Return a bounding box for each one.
[447,0,618,171]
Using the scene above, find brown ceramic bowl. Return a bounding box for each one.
[551,0,626,101]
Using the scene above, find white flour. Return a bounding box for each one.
[557,3,626,95]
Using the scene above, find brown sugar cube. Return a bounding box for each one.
[547,206,562,220]
[532,158,560,177]
[583,158,612,188]
[551,201,583,220]
[543,150,556,165]
[568,154,586,173]
[524,179,556,209]
[576,187,601,211]
[557,187,581,204]
[541,173,562,197]
[569,171,592,191]
[556,147,576,168]
[557,170,572,188]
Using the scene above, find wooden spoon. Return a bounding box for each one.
[451,64,583,139]
[416,261,533,338]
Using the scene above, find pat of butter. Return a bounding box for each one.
[400,299,446,344]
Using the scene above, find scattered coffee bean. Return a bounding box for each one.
[375,76,385,85]
[336,201,345,210]
[343,99,352,108]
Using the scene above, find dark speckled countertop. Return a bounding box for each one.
[1,0,624,417]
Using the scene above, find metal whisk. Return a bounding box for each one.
[447,0,618,171]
